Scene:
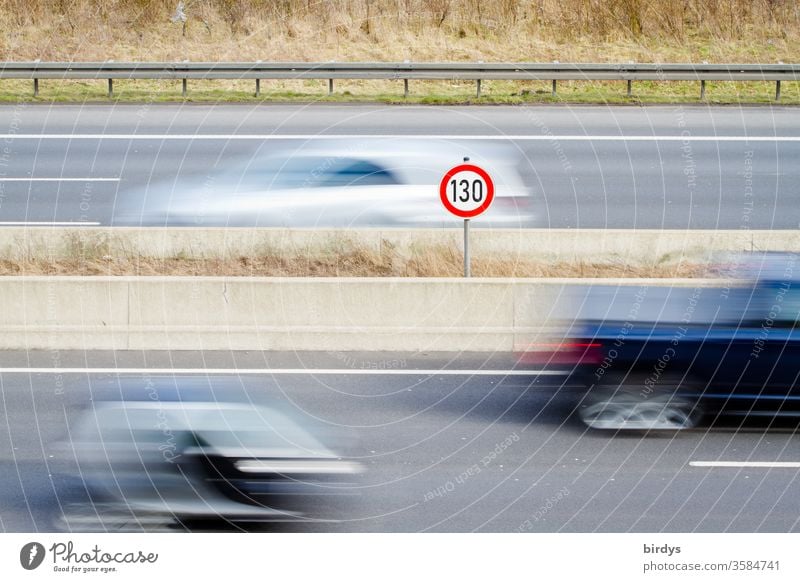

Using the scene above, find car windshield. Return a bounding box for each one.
[81,403,331,456]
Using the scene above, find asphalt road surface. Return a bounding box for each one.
[1,350,798,533]
[0,104,797,228]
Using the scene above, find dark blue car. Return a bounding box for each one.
[523,253,800,431]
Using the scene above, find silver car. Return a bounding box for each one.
[111,140,534,227]
[58,379,361,531]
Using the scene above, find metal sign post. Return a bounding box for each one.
[462,156,471,278]
[463,218,471,277]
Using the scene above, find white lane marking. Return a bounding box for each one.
[0,134,799,142]
[690,461,800,468]
[0,221,101,226]
[0,178,119,182]
[0,367,561,376]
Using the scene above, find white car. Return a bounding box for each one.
[112,140,534,227]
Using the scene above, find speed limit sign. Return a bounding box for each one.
[439,163,495,218]
[439,160,495,278]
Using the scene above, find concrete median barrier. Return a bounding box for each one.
[0,228,773,350]
[0,276,715,351]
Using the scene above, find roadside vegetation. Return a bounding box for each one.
[0,239,704,277]
[0,0,798,104]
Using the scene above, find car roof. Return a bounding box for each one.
[245,140,526,187]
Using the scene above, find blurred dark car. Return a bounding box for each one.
[111,140,534,227]
[519,253,800,431]
[59,377,361,531]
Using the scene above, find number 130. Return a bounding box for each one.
[450,178,484,203]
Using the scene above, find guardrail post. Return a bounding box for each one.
[627,80,632,97]
[476,79,481,98]
[700,79,706,100]
[328,79,334,95]
[182,78,187,98]
[107,79,113,99]
[551,79,557,96]
[404,78,409,98]
[775,80,781,101]
[33,78,39,97]
[255,78,260,98]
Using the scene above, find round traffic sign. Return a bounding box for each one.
[439,164,495,219]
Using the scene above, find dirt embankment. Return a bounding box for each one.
[1,1,796,64]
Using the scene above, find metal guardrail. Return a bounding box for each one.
[2,62,798,100]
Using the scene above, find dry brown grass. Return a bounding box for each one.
[0,1,798,64]
[0,244,705,277]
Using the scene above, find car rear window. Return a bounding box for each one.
[319,160,398,187]
[234,157,399,189]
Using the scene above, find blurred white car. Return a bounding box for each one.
[112,140,534,227]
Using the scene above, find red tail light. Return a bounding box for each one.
[516,342,603,366]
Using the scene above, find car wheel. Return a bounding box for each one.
[579,391,700,432]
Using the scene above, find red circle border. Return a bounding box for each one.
[439,164,495,219]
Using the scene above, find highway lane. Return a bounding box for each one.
[1,350,798,533]
[0,104,797,228]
